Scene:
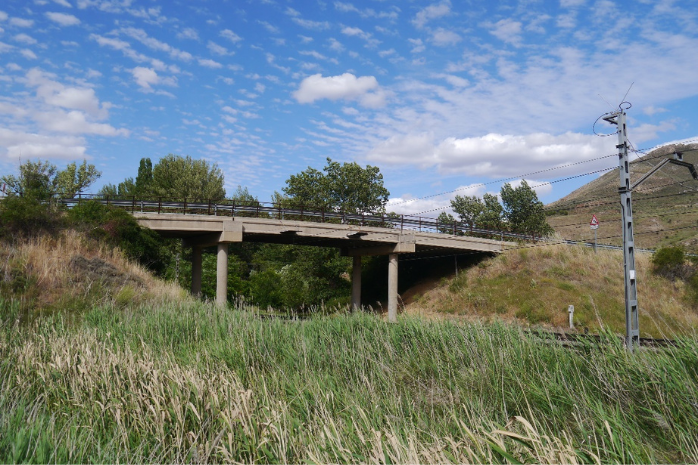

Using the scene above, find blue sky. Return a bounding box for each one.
[1,0,697,216]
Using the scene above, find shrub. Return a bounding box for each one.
[651,247,691,280]
[0,195,61,239]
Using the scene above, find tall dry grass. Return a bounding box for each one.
[2,299,698,463]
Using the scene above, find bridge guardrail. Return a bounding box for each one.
[53,194,551,243]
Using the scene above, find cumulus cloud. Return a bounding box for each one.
[46,12,81,26]
[177,27,199,40]
[368,132,616,178]
[34,110,129,136]
[13,33,37,44]
[413,1,451,29]
[430,28,461,46]
[26,68,109,118]
[0,128,87,160]
[293,73,384,107]
[220,29,242,43]
[10,18,34,28]
[199,58,223,68]
[131,66,160,90]
[120,27,193,61]
[488,19,523,45]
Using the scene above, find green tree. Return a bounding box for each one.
[151,154,225,201]
[451,195,484,227]
[437,212,457,234]
[54,160,102,197]
[478,194,504,231]
[135,158,153,197]
[1,160,58,199]
[283,158,389,214]
[500,181,553,237]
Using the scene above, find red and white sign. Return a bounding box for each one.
[590,214,599,230]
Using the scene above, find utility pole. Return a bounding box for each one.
[603,109,639,350]
[603,108,698,351]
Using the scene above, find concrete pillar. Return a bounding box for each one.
[351,255,361,312]
[388,253,398,322]
[216,243,229,307]
[191,246,202,297]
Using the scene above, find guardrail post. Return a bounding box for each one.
[419,217,422,232]
[183,198,187,215]
[158,198,161,214]
[208,199,211,216]
[401,215,404,231]
[131,196,135,213]
[300,205,304,221]
[232,200,236,217]
[78,193,81,206]
[278,203,281,220]
[321,207,325,223]
[256,202,260,218]
[453,221,456,235]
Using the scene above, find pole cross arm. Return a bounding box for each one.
[630,152,698,191]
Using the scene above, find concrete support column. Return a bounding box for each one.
[216,243,229,307]
[191,246,202,297]
[388,253,398,322]
[351,255,361,312]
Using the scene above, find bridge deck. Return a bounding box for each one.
[135,213,503,256]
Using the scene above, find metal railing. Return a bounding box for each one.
[54,194,546,242]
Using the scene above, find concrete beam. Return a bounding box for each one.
[388,253,398,322]
[216,243,228,307]
[351,255,361,312]
[343,233,416,256]
[191,246,202,297]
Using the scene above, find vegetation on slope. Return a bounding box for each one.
[405,244,698,338]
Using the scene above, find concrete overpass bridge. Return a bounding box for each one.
[63,197,510,321]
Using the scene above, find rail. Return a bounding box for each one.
[54,194,546,242]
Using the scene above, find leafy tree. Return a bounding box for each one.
[151,154,225,201]
[1,160,58,199]
[54,160,102,197]
[437,212,457,234]
[283,158,389,214]
[451,195,484,227]
[135,158,153,196]
[500,181,553,237]
[478,194,505,231]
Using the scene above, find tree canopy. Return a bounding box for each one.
[1,159,100,199]
[282,158,389,214]
[450,181,552,237]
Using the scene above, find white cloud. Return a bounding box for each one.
[34,110,129,136]
[430,28,461,46]
[413,1,451,29]
[488,19,523,45]
[328,38,344,52]
[131,66,159,91]
[21,49,38,60]
[408,38,425,53]
[220,29,242,43]
[0,11,8,21]
[13,33,37,45]
[643,105,668,116]
[207,41,229,56]
[120,27,193,61]
[177,27,199,40]
[368,133,436,166]
[0,128,87,160]
[10,18,34,28]
[199,58,223,68]
[46,12,80,26]
[293,73,383,106]
[26,68,109,118]
[53,0,73,7]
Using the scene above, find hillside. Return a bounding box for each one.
[545,142,698,250]
[403,243,698,339]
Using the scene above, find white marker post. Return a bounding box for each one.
[590,214,599,253]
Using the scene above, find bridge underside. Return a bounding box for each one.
[136,213,503,320]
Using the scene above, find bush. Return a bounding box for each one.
[68,201,167,274]
[651,247,691,280]
[0,195,61,239]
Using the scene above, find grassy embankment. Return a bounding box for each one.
[2,231,698,463]
[405,242,698,338]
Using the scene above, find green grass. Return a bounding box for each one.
[2,298,698,463]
